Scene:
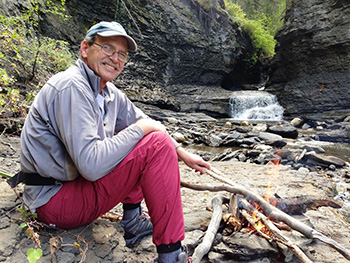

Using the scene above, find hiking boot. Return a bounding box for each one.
[120,211,153,247]
[152,246,192,263]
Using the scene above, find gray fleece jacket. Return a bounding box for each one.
[20,59,153,210]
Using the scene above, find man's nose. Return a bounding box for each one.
[109,53,119,62]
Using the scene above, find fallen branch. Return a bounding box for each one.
[181,170,350,261]
[240,199,312,263]
[191,195,223,263]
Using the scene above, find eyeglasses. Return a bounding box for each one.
[93,43,128,62]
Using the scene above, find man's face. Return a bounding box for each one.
[81,35,128,89]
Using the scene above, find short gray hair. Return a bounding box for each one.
[85,34,97,46]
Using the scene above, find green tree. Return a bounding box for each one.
[0,0,74,120]
[224,1,276,61]
[195,0,286,60]
[229,0,286,36]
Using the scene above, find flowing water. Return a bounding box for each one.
[229,91,284,121]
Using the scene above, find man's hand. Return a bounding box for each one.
[176,146,211,174]
[135,119,167,135]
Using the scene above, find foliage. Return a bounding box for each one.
[194,0,286,61]
[27,248,43,263]
[0,0,74,120]
[229,0,286,36]
[224,0,282,60]
[16,205,42,263]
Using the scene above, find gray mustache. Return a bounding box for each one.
[100,58,120,71]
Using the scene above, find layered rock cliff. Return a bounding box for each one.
[37,0,259,117]
[2,0,349,119]
[266,0,350,118]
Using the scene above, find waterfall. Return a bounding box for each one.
[229,91,284,120]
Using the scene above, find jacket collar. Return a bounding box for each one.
[76,59,115,103]
[76,59,101,98]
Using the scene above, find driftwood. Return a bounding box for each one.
[191,195,223,263]
[181,168,350,261]
[240,198,313,263]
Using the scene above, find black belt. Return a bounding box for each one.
[7,171,58,187]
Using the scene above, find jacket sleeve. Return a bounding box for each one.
[111,87,181,149]
[51,83,144,181]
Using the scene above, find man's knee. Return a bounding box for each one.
[146,131,173,146]
[144,132,176,155]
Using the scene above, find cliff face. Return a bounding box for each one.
[266,0,350,118]
[32,0,258,116]
[2,0,349,118]
[0,0,260,117]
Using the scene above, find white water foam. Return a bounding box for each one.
[229,91,284,121]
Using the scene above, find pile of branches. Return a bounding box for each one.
[181,168,350,263]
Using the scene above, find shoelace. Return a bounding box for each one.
[131,211,152,235]
[139,210,150,221]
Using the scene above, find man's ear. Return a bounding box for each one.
[80,40,89,59]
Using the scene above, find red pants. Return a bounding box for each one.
[36,132,185,246]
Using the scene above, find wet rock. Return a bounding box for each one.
[301,145,325,154]
[291,117,304,128]
[237,137,260,146]
[314,124,350,143]
[254,153,273,165]
[240,121,250,127]
[252,123,268,132]
[257,132,287,148]
[304,152,346,168]
[267,124,298,139]
[236,126,251,133]
[258,132,283,142]
[221,132,245,147]
[205,134,223,147]
[277,148,296,162]
[237,153,247,162]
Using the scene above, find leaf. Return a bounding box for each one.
[27,248,43,263]
[19,222,27,228]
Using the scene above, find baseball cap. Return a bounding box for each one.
[85,21,137,52]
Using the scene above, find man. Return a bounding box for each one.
[19,21,211,262]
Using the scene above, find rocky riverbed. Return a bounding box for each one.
[1,109,350,263]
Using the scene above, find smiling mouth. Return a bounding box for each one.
[103,63,118,71]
